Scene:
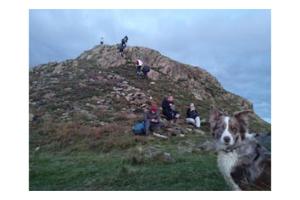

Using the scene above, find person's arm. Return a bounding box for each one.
[186,109,190,118]
[162,100,167,110]
[154,112,160,123]
[170,103,175,111]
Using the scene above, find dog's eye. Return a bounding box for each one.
[230,126,238,133]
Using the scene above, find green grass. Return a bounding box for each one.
[29,149,229,191]
[29,120,229,191]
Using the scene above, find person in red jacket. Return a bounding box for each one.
[144,104,161,135]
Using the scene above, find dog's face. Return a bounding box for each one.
[209,109,252,150]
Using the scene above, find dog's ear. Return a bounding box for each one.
[233,110,253,123]
[209,108,223,131]
[234,110,253,139]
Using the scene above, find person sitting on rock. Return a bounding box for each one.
[186,103,201,128]
[144,104,161,135]
[161,95,180,123]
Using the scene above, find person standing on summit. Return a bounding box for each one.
[119,35,128,57]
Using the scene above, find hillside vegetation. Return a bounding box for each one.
[29,44,270,190]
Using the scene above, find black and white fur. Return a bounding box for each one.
[209,109,271,191]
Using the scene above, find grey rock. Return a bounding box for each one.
[29,113,34,122]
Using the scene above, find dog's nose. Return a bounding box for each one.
[223,136,231,144]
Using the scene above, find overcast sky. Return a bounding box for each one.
[29,9,271,123]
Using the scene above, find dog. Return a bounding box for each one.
[209,109,271,191]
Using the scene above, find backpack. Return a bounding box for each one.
[132,121,146,135]
[142,65,150,73]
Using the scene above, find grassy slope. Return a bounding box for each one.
[30,132,229,191]
[29,57,269,191]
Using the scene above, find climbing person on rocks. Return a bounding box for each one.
[186,103,201,128]
[161,95,180,123]
[144,103,161,135]
[136,59,143,77]
[135,59,150,79]
[118,35,128,57]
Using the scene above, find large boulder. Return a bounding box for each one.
[147,70,159,80]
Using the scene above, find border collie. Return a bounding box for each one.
[209,109,271,191]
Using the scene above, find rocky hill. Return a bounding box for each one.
[29,44,270,191]
[30,44,270,133]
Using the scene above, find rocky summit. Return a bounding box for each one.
[29,44,270,191]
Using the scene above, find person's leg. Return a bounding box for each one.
[136,66,142,77]
[150,122,160,133]
[165,111,173,121]
[144,120,150,135]
[173,112,180,123]
[195,116,201,128]
[186,118,196,126]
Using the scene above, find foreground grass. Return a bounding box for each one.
[30,119,229,191]
[29,149,229,191]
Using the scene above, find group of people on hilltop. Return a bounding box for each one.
[116,36,202,136]
[142,95,202,136]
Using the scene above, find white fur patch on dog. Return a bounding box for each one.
[220,116,234,146]
[218,151,241,190]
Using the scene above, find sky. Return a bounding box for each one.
[29,9,271,123]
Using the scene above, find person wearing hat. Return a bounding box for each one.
[186,103,201,128]
[144,104,161,135]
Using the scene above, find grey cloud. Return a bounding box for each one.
[29,9,271,123]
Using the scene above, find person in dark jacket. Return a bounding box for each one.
[119,35,128,54]
[142,65,150,78]
[161,96,180,123]
[186,103,201,128]
[144,104,161,135]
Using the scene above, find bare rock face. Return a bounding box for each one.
[78,45,127,68]
[147,70,160,80]
[53,63,64,74]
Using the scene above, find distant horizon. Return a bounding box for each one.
[29,9,271,123]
